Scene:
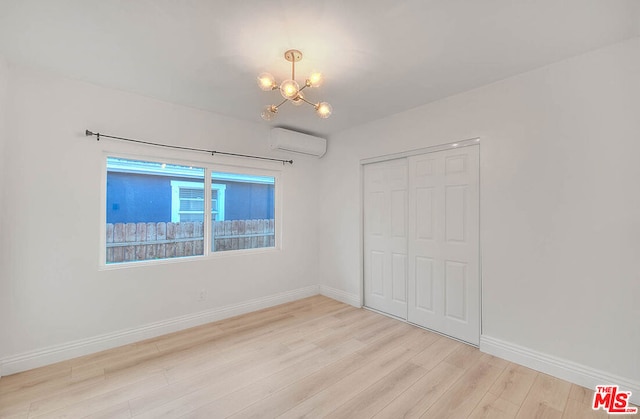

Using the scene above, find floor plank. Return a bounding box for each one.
[515,373,572,419]
[561,398,609,419]
[468,391,520,419]
[236,330,427,419]
[420,354,507,418]
[372,358,466,419]
[323,361,427,418]
[489,363,538,407]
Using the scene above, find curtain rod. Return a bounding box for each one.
[85,130,294,165]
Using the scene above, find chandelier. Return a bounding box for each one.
[258,49,332,121]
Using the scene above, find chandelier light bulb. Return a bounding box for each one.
[306,72,324,87]
[257,73,276,91]
[260,105,278,121]
[280,79,300,100]
[315,102,332,118]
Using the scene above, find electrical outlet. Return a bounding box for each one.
[198,289,207,301]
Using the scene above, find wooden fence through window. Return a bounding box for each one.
[105,219,274,263]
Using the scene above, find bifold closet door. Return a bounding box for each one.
[407,146,480,345]
[363,158,408,319]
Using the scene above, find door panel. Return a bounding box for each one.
[371,251,385,296]
[391,190,407,237]
[444,260,467,321]
[445,185,467,242]
[363,159,408,318]
[407,146,479,345]
[416,187,435,239]
[415,256,434,311]
[392,253,407,303]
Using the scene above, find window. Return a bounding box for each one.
[210,172,275,253]
[105,156,277,265]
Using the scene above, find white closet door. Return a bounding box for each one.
[407,146,480,345]
[363,158,408,319]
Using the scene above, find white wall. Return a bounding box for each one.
[319,38,640,391]
[0,64,321,370]
[0,57,6,212]
[0,57,8,361]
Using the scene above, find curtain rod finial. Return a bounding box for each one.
[85,130,94,136]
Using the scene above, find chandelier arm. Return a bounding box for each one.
[300,97,318,108]
[274,98,289,109]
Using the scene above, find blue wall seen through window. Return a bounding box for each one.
[107,172,275,224]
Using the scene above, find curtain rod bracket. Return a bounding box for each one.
[85,129,100,141]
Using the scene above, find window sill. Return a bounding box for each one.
[98,246,280,271]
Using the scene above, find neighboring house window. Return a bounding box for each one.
[170,181,226,222]
[105,156,277,266]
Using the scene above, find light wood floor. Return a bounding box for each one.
[0,295,621,418]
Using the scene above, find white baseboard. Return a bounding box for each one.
[319,285,361,307]
[480,335,640,406]
[0,285,320,377]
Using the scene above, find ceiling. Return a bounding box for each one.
[0,1,638,137]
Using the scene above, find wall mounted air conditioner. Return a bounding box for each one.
[269,127,327,158]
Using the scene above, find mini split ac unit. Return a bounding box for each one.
[269,128,327,158]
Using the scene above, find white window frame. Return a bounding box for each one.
[101,152,281,269]
[170,180,226,222]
